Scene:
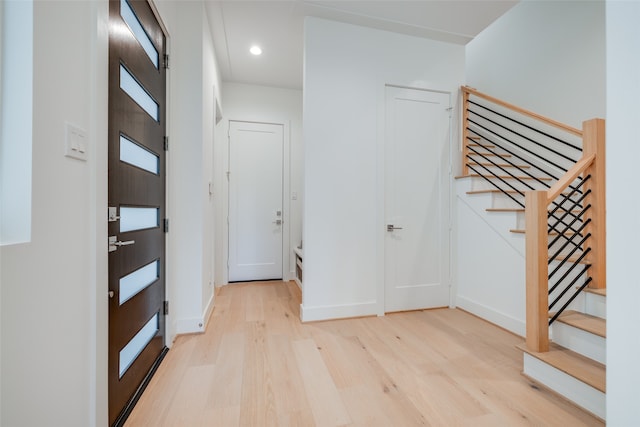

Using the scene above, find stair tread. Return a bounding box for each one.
[467,189,521,195]
[550,253,591,265]
[467,143,496,149]
[509,228,580,236]
[486,208,524,213]
[467,161,530,169]
[584,287,606,297]
[456,174,552,181]
[516,342,606,393]
[556,310,606,337]
[467,152,513,158]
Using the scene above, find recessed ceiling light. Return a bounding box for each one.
[250,45,262,56]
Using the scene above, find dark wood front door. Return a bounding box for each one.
[108,1,167,425]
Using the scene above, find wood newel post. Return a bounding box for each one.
[582,118,606,289]
[462,88,470,176]
[525,190,549,352]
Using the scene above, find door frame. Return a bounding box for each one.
[220,119,291,285]
[376,84,454,315]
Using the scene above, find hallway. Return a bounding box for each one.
[125,281,601,426]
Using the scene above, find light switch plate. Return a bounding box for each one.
[65,122,88,161]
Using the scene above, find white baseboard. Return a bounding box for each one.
[175,292,215,335]
[300,300,377,322]
[202,292,215,330]
[175,317,206,335]
[456,295,525,337]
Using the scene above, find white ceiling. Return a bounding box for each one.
[205,1,518,90]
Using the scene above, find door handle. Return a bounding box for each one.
[113,240,135,246]
[387,224,403,232]
[108,236,136,252]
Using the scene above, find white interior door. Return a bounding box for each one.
[229,121,284,282]
[384,86,451,312]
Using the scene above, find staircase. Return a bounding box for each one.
[458,87,606,421]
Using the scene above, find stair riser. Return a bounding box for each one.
[551,322,606,364]
[548,268,590,317]
[522,354,605,421]
[491,192,522,209]
[585,292,606,319]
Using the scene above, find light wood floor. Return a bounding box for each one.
[125,281,603,426]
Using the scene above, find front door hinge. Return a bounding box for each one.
[163,136,169,151]
[163,300,169,315]
[163,218,169,233]
[163,53,170,69]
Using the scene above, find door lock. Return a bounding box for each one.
[387,224,403,232]
[273,219,282,226]
[108,236,136,252]
[108,207,120,222]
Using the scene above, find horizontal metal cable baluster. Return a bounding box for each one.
[467,133,585,232]
[549,189,591,226]
[549,178,590,219]
[549,220,590,260]
[467,117,569,177]
[467,129,563,181]
[547,191,591,248]
[468,99,582,152]
[467,141,541,187]
[466,144,535,188]
[546,190,590,236]
[549,264,592,311]
[548,253,591,295]
[468,107,580,164]
[466,131,556,186]
[549,277,593,325]
[466,164,526,208]
[548,236,592,279]
[547,204,591,239]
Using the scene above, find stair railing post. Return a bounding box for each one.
[582,118,606,289]
[525,190,549,352]
[462,88,470,176]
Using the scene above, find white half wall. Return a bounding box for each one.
[217,82,303,286]
[465,0,605,129]
[303,17,464,321]
[605,1,640,424]
[455,180,526,336]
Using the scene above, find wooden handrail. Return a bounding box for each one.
[546,154,595,203]
[462,86,583,138]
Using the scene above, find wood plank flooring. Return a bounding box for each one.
[125,281,603,427]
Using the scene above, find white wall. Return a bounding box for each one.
[458,0,606,335]
[303,17,464,321]
[157,0,221,336]
[0,1,109,425]
[465,0,605,129]
[606,1,640,423]
[217,82,303,285]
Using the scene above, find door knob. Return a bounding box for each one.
[387,224,403,232]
